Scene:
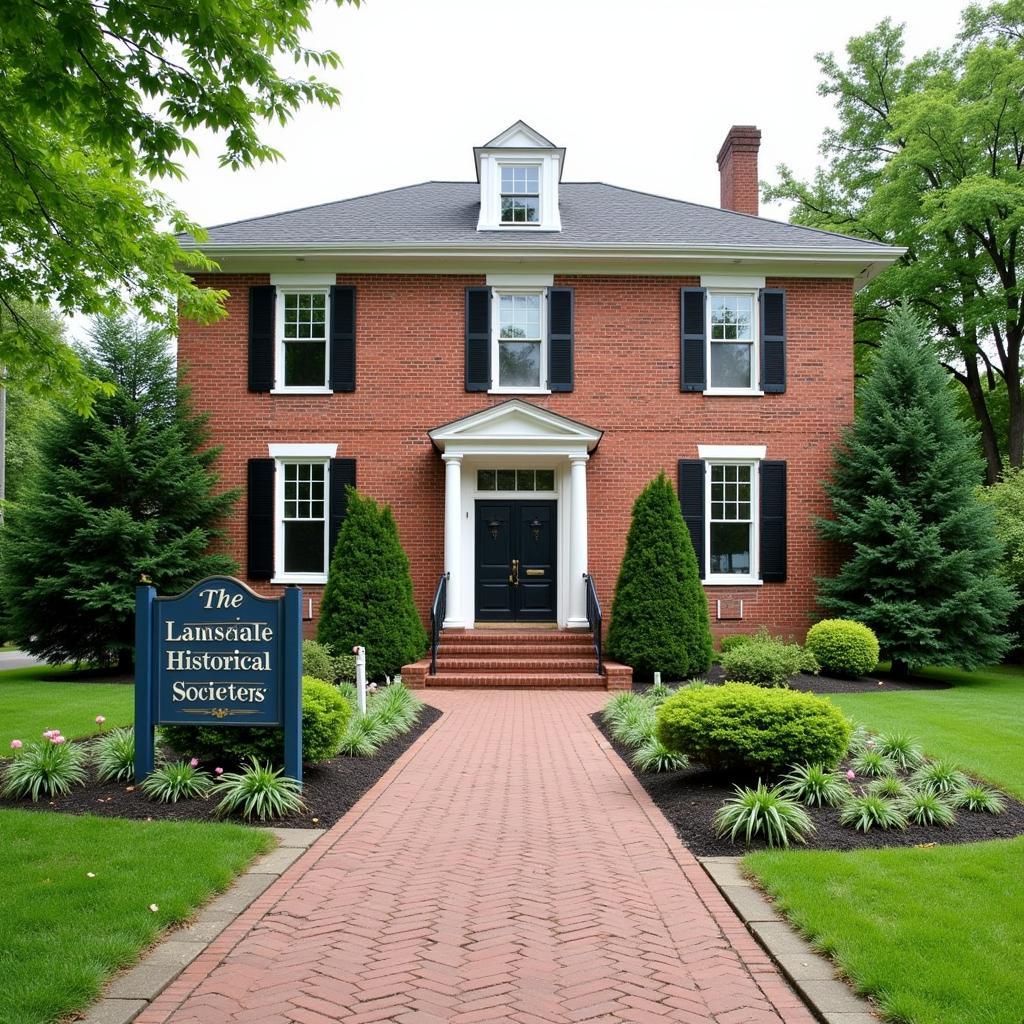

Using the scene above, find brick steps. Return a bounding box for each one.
[402,628,632,691]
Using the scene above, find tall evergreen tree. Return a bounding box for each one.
[607,472,713,680]
[317,488,427,680]
[0,316,237,669]
[818,305,1015,674]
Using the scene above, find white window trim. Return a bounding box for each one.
[698,445,767,460]
[490,287,549,395]
[705,288,762,396]
[273,285,331,394]
[271,449,334,585]
[703,457,761,587]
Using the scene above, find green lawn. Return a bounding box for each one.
[0,666,133,754]
[748,839,1024,1024]
[830,664,1024,797]
[744,663,1024,1024]
[0,809,271,1024]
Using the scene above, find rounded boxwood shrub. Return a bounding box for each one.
[805,619,880,678]
[656,683,850,774]
[718,629,819,688]
[162,677,351,767]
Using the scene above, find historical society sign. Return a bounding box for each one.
[134,576,303,783]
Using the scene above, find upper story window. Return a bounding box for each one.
[277,289,330,390]
[500,165,540,224]
[707,461,757,583]
[708,292,757,392]
[494,290,545,391]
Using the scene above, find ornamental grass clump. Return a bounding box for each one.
[851,749,897,778]
[866,776,910,801]
[781,763,850,807]
[95,727,136,783]
[2,732,87,800]
[610,700,657,749]
[656,683,850,774]
[139,760,213,803]
[840,794,909,832]
[713,782,816,848]
[602,690,642,726]
[718,628,819,688]
[804,619,880,677]
[215,759,305,821]
[876,731,926,770]
[631,737,689,774]
[950,784,1007,814]
[336,682,423,757]
[900,789,956,827]
[912,760,970,795]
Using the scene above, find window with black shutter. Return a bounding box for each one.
[248,287,275,393]
[759,461,787,581]
[678,459,706,577]
[329,286,356,392]
[465,287,491,391]
[680,289,707,392]
[548,288,573,392]
[759,289,787,393]
[247,458,275,579]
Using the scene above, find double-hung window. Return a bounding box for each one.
[277,289,329,390]
[493,290,546,391]
[708,291,757,392]
[500,165,541,224]
[278,460,328,581]
[706,461,758,584]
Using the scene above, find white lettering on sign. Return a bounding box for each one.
[171,681,268,703]
[198,587,244,610]
[165,650,272,672]
[165,621,273,643]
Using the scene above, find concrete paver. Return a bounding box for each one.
[136,691,817,1023]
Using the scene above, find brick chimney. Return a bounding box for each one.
[717,125,761,217]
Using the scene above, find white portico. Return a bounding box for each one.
[428,401,602,629]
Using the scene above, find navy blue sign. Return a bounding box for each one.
[134,577,302,784]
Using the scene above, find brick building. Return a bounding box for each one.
[178,121,901,681]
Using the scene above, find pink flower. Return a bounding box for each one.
[43,729,56,739]
[189,758,199,768]
[53,735,67,745]
[846,769,856,781]
[95,715,106,725]
[10,739,22,750]
[214,767,224,776]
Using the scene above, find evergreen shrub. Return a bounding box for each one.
[317,489,427,680]
[805,619,879,677]
[718,629,819,687]
[162,677,351,766]
[302,639,336,683]
[719,634,752,654]
[656,683,850,774]
[607,473,713,680]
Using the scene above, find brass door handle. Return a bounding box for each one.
[509,559,520,586]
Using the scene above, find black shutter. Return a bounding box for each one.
[548,287,574,392]
[678,459,706,578]
[680,288,707,392]
[329,286,356,392]
[247,458,275,580]
[248,286,275,393]
[760,289,786,393]
[760,460,787,581]
[465,287,491,391]
[329,458,357,559]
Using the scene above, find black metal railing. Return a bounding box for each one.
[429,572,448,675]
[583,572,603,676]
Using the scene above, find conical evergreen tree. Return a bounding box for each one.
[607,472,713,679]
[0,315,238,669]
[317,488,427,680]
[818,305,1015,673]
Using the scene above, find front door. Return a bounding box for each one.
[475,500,557,621]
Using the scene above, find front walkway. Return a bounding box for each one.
[136,691,815,1024]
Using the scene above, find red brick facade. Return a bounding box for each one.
[179,271,852,642]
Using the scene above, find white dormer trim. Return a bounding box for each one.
[475,121,564,233]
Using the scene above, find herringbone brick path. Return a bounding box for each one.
[136,692,815,1023]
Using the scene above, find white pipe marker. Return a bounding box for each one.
[353,645,367,715]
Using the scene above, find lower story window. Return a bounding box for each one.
[708,462,754,578]
[282,461,327,574]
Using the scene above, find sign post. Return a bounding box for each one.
[354,645,367,715]
[134,576,303,786]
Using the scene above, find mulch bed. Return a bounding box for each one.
[594,713,1024,855]
[1,706,442,830]
[635,664,952,694]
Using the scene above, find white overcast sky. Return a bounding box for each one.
[164,0,969,232]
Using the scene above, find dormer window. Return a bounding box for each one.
[500,165,540,224]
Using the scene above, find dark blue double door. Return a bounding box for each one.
[475,500,557,621]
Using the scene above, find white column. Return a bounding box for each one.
[442,453,465,628]
[567,454,590,628]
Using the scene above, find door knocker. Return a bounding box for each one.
[529,518,543,542]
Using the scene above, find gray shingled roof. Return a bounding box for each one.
[184,181,893,252]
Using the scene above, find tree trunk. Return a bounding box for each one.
[1005,329,1023,470]
[890,658,911,680]
[963,356,1003,483]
